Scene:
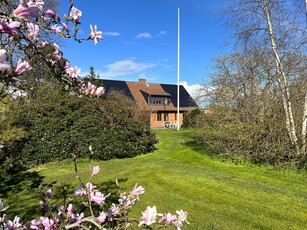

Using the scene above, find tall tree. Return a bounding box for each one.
[225,0,307,155]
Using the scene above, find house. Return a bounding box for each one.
[97,78,198,128]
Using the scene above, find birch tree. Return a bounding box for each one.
[225,0,307,155]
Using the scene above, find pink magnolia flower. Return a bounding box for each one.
[65,66,80,79]
[69,6,82,23]
[0,199,9,212]
[74,187,86,196]
[27,22,39,38]
[87,81,97,95]
[91,166,100,176]
[62,23,69,32]
[176,210,189,224]
[45,9,60,21]
[40,216,55,230]
[90,191,106,205]
[67,204,73,216]
[50,24,62,33]
[159,213,177,224]
[96,211,107,223]
[139,206,158,227]
[86,182,97,192]
[27,0,45,11]
[30,219,41,229]
[6,216,22,229]
[173,220,183,230]
[95,87,105,97]
[89,24,103,45]
[0,19,21,36]
[13,1,42,19]
[13,3,31,18]
[0,49,11,72]
[15,59,32,75]
[130,184,145,196]
[41,40,49,47]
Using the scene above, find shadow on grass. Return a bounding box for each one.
[0,170,44,198]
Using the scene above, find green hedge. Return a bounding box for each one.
[1,84,157,168]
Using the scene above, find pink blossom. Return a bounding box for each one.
[45,9,59,21]
[130,184,145,196]
[0,199,9,212]
[15,59,32,75]
[0,49,11,72]
[96,212,107,223]
[67,204,73,216]
[6,216,22,229]
[91,166,100,176]
[50,24,62,33]
[65,66,80,78]
[176,210,189,224]
[62,23,69,32]
[86,182,97,192]
[89,24,103,45]
[159,213,177,224]
[173,220,183,230]
[40,216,54,230]
[74,187,86,196]
[30,219,42,229]
[27,0,45,11]
[45,9,56,16]
[139,206,158,227]
[0,19,21,36]
[41,40,49,47]
[69,6,82,23]
[90,191,106,205]
[13,3,31,18]
[95,87,105,97]
[87,81,97,95]
[109,203,120,216]
[27,22,39,38]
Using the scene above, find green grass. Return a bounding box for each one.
[2,128,307,229]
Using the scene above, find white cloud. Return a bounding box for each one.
[157,31,167,37]
[103,31,121,37]
[135,32,153,39]
[179,81,204,97]
[99,59,157,78]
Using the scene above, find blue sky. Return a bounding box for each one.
[59,0,229,91]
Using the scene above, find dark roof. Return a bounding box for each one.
[160,84,198,107]
[93,79,198,109]
[98,79,133,98]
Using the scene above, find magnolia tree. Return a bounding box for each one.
[0,165,189,229]
[0,0,189,229]
[0,0,104,97]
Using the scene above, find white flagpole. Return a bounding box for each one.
[177,6,180,131]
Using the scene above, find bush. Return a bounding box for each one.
[182,108,201,128]
[1,84,157,168]
[195,106,302,169]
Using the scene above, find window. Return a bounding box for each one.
[164,113,169,121]
[157,112,162,121]
[148,96,169,105]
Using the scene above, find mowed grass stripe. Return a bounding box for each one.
[2,128,307,229]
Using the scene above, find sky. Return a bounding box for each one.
[59,0,230,94]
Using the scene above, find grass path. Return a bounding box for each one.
[2,129,307,229]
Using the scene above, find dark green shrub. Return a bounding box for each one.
[1,84,157,168]
[182,108,202,128]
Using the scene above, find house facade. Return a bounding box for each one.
[99,78,198,128]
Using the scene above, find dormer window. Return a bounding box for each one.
[148,96,169,105]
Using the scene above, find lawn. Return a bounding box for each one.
[1,128,307,229]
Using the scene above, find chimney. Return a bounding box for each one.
[139,78,146,84]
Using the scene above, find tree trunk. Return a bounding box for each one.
[259,0,300,155]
